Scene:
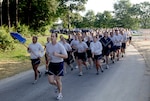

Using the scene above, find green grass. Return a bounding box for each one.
[0,34,68,62]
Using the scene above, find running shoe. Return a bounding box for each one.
[39,72,42,78]
[71,68,73,71]
[78,72,83,76]
[45,70,48,74]
[75,65,78,69]
[112,60,115,63]
[96,71,99,75]
[106,65,109,69]
[32,80,37,84]
[100,67,104,72]
[56,93,63,100]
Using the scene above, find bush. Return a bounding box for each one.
[0,27,15,51]
[16,23,31,37]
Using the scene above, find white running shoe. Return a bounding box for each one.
[78,72,83,76]
[75,65,78,69]
[32,80,37,84]
[106,65,109,69]
[56,93,63,100]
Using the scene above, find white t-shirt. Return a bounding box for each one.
[76,42,88,53]
[28,42,44,59]
[109,36,116,46]
[114,34,123,46]
[90,41,103,55]
[70,39,79,49]
[62,42,72,52]
[46,42,67,63]
[121,33,127,43]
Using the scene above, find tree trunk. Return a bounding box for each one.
[27,0,32,25]
[16,0,18,27]
[7,0,10,31]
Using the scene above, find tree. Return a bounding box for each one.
[56,0,88,29]
[7,0,10,30]
[16,0,18,27]
[113,0,138,29]
[132,2,150,28]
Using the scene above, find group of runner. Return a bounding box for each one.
[27,28,132,100]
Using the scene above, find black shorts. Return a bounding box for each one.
[93,54,103,61]
[77,52,87,62]
[64,52,74,65]
[116,46,121,50]
[121,43,126,49]
[48,62,64,76]
[102,49,110,56]
[31,58,40,66]
[129,37,132,41]
[87,50,92,58]
[73,51,78,59]
[110,46,116,52]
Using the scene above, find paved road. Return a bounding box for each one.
[0,45,150,101]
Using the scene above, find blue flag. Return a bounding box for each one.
[10,32,26,44]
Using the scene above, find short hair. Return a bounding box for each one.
[32,36,38,40]
[51,33,58,38]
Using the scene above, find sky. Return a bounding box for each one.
[81,0,150,15]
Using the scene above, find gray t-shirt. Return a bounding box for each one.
[76,42,88,53]
[46,42,67,63]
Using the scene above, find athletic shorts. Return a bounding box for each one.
[93,54,103,61]
[116,46,121,50]
[64,51,73,65]
[102,49,110,56]
[86,50,92,58]
[129,37,132,41]
[48,62,64,76]
[121,43,126,49]
[31,58,40,66]
[73,51,78,59]
[110,46,116,52]
[77,52,87,62]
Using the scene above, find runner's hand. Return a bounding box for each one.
[53,52,59,57]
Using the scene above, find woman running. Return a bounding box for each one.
[27,36,44,84]
[76,35,88,76]
[90,36,103,75]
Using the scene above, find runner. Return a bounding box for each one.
[70,35,79,69]
[90,36,104,75]
[44,36,51,74]
[61,37,73,73]
[27,36,44,84]
[109,31,116,63]
[86,36,93,68]
[100,31,113,69]
[76,35,88,76]
[46,33,68,100]
[114,29,123,61]
[120,30,127,57]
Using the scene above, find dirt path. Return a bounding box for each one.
[132,40,150,75]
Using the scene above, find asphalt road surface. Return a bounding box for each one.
[0,45,150,101]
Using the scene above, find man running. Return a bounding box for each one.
[100,31,113,69]
[46,33,68,100]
